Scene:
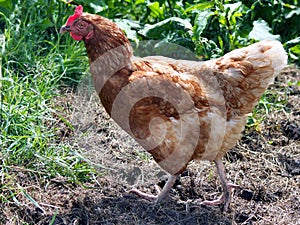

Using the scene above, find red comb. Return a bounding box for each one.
[66,5,83,26]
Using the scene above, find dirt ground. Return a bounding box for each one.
[1,66,299,224]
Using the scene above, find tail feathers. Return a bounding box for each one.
[244,40,287,78]
[214,40,288,116]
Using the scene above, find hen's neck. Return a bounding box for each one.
[83,19,134,115]
[83,19,133,65]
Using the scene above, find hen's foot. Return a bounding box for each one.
[199,183,240,209]
[129,186,161,202]
[129,175,177,202]
[199,159,240,212]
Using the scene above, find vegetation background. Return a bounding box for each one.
[0,0,299,224]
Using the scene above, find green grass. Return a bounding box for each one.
[0,0,95,205]
[247,89,289,130]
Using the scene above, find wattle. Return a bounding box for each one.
[70,33,83,41]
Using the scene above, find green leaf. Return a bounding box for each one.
[148,2,164,19]
[284,7,300,19]
[193,10,214,39]
[139,17,192,39]
[114,19,140,42]
[249,19,281,41]
[285,37,300,60]
[224,2,243,25]
[224,2,242,15]
[285,37,300,45]
[289,44,300,60]
[185,2,214,13]
[89,3,105,13]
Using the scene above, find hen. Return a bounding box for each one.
[60,5,287,211]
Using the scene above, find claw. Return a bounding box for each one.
[199,183,240,211]
[199,160,240,212]
[129,188,158,201]
[129,175,178,202]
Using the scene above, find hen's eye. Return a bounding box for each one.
[77,22,85,29]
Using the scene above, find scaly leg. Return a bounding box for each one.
[200,159,239,211]
[129,174,178,202]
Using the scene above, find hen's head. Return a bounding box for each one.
[60,5,132,62]
[60,5,96,41]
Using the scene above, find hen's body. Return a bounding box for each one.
[89,40,285,174]
[61,7,287,211]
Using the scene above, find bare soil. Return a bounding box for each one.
[1,67,299,225]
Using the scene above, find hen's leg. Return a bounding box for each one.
[200,159,239,211]
[130,174,177,202]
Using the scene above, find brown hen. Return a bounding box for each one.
[60,5,287,211]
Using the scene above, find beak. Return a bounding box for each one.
[60,25,71,34]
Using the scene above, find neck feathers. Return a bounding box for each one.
[83,14,133,64]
